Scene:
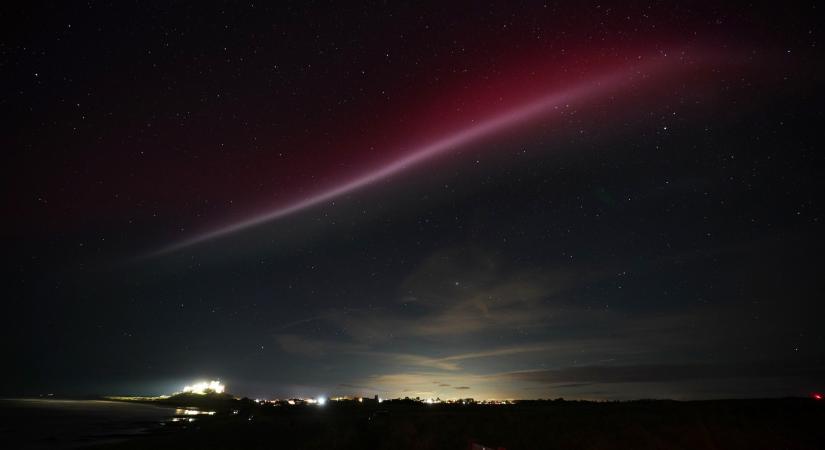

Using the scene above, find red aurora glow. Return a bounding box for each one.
[157,51,705,254]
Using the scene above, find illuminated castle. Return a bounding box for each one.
[182,380,225,395]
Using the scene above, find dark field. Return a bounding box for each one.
[90,398,825,450]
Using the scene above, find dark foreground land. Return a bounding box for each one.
[92,397,824,450]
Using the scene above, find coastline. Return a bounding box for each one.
[0,398,182,449]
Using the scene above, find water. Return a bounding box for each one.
[0,398,180,449]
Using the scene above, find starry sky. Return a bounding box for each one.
[5,2,824,400]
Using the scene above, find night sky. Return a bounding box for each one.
[5,2,824,400]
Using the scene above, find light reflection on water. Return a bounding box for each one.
[168,408,216,423]
[170,417,196,422]
[175,408,216,416]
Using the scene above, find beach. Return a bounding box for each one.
[0,399,178,449]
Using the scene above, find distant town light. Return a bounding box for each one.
[182,380,225,395]
[316,396,327,406]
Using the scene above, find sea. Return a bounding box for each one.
[0,398,180,449]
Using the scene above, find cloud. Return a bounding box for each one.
[322,247,578,343]
[354,360,825,400]
[362,372,490,398]
[373,352,462,371]
[271,245,795,399]
[361,343,557,371]
[501,361,825,385]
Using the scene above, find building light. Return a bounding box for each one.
[182,380,225,395]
